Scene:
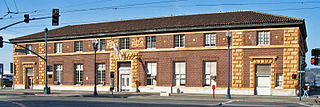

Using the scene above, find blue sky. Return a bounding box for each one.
[0,0,319,73]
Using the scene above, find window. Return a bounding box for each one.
[120,38,129,50]
[276,73,283,88]
[204,33,216,46]
[97,39,105,51]
[146,62,157,85]
[97,63,106,85]
[74,41,83,52]
[74,64,83,85]
[26,44,32,55]
[54,64,63,85]
[204,61,217,86]
[257,31,270,45]
[174,62,186,86]
[174,34,185,48]
[54,43,62,53]
[146,36,156,49]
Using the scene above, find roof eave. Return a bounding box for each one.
[9,22,304,43]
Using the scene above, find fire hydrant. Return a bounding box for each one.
[212,85,215,99]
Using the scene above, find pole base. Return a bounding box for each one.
[226,94,231,99]
[94,90,97,96]
[44,87,51,94]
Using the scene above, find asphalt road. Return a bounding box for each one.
[0,95,314,107]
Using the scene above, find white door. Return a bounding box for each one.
[120,74,130,91]
[255,64,271,95]
[256,76,271,95]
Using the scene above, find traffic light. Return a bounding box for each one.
[292,74,297,79]
[312,49,320,56]
[24,14,29,23]
[52,9,59,26]
[311,57,319,65]
[0,36,3,48]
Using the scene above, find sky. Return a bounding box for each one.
[0,0,320,73]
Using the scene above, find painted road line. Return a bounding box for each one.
[11,101,27,107]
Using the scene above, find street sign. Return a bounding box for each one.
[15,49,27,53]
[297,70,305,73]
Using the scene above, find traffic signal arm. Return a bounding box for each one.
[3,41,46,61]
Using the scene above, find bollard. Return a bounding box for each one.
[212,85,215,99]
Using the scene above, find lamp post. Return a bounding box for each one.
[44,28,50,94]
[226,31,232,99]
[92,39,99,95]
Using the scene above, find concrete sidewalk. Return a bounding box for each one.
[0,88,318,106]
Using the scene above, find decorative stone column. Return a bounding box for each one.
[231,31,244,88]
[38,43,46,85]
[13,45,20,85]
[283,29,300,89]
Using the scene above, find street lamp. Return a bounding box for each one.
[92,39,99,95]
[44,28,50,94]
[226,31,232,99]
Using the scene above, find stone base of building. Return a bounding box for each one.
[13,85,297,96]
[13,85,25,89]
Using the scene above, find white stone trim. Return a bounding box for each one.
[13,85,25,89]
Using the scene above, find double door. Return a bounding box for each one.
[120,74,130,91]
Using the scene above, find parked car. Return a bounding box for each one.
[2,78,12,87]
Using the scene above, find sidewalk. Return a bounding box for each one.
[0,88,318,105]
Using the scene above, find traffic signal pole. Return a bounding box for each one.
[299,57,302,101]
[0,16,52,31]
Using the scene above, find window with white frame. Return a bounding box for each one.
[174,34,185,48]
[146,36,156,49]
[204,61,217,86]
[276,73,283,88]
[74,64,83,85]
[97,39,105,51]
[54,64,63,85]
[204,33,216,46]
[74,41,83,52]
[54,42,62,53]
[257,31,270,45]
[97,63,106,85]
[146,62,157,85]
[174,62,186,86]
[120,38,129,50]
[26,44,32,55]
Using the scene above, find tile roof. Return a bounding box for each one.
[10,11,304,42]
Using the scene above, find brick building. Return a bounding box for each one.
[10,11,307,96]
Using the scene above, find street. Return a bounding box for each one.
[0,89,318,107]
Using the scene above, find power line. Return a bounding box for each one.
[13,0,19,12]
[2,0,320,22]
[0,0,190,20]
[62,0,190,13]
[7,5,320,30]
[258,6,320,12]
[3,0,10,12]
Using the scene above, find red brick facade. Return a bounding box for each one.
[13,28,303,89]
[10,11,307,95]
